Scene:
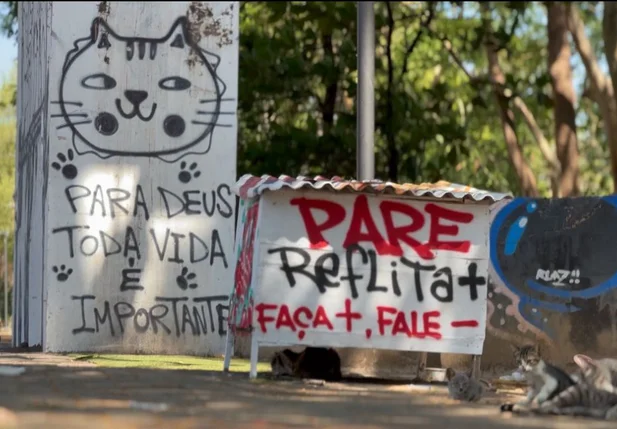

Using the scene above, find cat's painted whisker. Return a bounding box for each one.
[51,101,84,107]
[56,120,93,130]
[191,120,232,128]
[51,113,89,118]
[199,98,236,104]
[196,111,236,115]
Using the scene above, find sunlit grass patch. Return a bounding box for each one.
[68,353,270,373]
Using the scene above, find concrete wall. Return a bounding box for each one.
[16,1,239,354]
[14,1,52,347]
[486,196,617,367]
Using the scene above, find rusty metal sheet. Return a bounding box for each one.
[233,174,513,203]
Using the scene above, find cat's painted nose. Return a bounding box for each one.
[124,90,148,106]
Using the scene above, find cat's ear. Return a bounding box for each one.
[508,344,520,354]
[166,17,189,49]
[573,354,595,370]
[445,367,456,381]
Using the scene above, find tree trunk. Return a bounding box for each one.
[547,2,579,197]
[482,8,538,197]
[605,4,617,95]
[567,3,617,193]
[603,3,617,193]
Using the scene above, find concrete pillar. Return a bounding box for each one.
[15,1,239,354]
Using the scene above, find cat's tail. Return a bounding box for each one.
[532,406,610,418]
[479,378,496,392]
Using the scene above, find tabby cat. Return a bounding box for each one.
[270,347,342,381]
[500,344,575,412]
[513,382,617,420]
[270,348,300,378]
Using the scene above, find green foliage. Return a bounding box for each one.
[0,1,16,38]
[69,354,270,372]
[238,1,359,178]
[0,63,15,110]
[238,2,479,185]
[0,64,15,313]
[236,1,611,196]
[0,65,15,234]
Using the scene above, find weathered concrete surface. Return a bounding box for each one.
[487,197,617,369]
[0,352,614,429]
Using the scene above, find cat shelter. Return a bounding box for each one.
[223,174,512,379]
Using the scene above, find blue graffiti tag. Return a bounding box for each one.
[490,196,617,335]
[504,201,537,256]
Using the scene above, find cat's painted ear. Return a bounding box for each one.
[167,17,189,49]
[63,17,110,74]
[91,17,113,49]
[445,367,456,381]
[201,49,221,70]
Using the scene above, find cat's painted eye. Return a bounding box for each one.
[81,73,117,90]
[159,76,191,91]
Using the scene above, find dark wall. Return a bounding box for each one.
[488,197,617,363]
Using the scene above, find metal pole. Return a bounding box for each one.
[3,232,7,327]
[357,1,376,181]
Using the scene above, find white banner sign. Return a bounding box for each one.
[251,191,490,355]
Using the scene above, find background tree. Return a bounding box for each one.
[547,2,579,197]
[0,63,16,325]
[0,64,15,234]
[1,1,615,197]
[0,1,15,38]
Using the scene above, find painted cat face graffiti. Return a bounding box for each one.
[55,16,231,162]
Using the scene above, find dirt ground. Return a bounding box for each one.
[0,352,615,429]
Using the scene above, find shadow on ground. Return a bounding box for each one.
[0,355,614,429]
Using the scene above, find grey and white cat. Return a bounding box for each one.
[445,368,487,402]
[571,354,617,393]
[500,344,575,412]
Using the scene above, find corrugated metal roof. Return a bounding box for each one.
[233,174,513,203]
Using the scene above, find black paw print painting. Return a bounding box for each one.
[51,149,78,180]
[52,265,73,282]
[178,161,201,184]
[176,267,198,290]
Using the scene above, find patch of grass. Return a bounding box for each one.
[67,353,270,373]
